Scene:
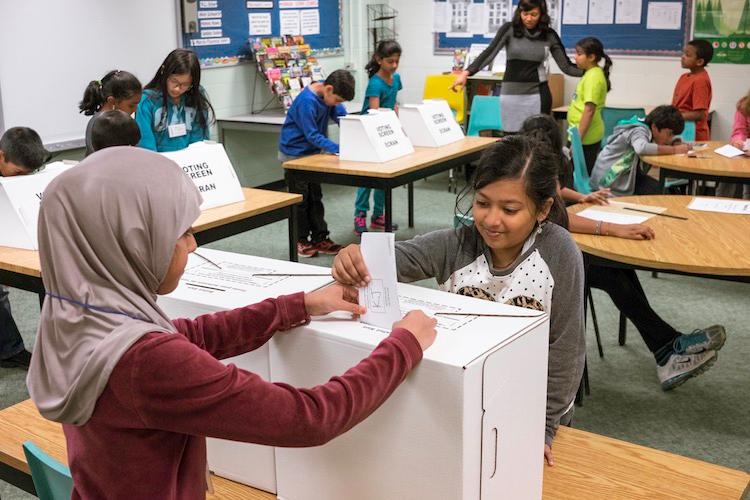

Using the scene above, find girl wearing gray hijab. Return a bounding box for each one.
[27,146,436,499]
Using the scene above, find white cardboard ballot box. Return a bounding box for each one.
[0,161,73,250]
[160,141,244,210]
[339,109,414,162]
[400,99,465,147]
[272,283,549,500]
[157,249,333,494]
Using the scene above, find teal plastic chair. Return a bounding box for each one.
[453,213,474,228]
[568,126,593,195]
[22,441,73,500]
[467,95,502,136]
[601,107,646,147]
[677,120,696,142]
[663,120,696,192]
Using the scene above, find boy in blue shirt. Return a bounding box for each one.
[279,70,355,257]
[0,127,49,369]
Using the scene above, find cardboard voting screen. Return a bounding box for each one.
[339,109,414,162]
[400,99,465,147]
[0,161,73,250]
[160,141,244,210]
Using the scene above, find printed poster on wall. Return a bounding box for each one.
[694,0,750,63]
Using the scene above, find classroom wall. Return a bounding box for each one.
[392,0,744,140]
[200,0,371,125]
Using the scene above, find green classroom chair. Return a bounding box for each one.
[22,441,74,500]
[466,95,502,136]
[601,107,646,148]
[663,120,696,192]
[568,126,593,195]
[677,120,696,142]
[453,212,474,228]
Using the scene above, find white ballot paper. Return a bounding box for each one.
[714,144,745,158]
[359,232,401,329]
[688,197,750,215]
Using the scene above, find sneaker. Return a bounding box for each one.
[297,241,318,258]
[354,211,368,236]
[657,350,717,391]
[673,325,726,355]
[370,214,399,231]
[312,238,343,255]
[0,349,32,369]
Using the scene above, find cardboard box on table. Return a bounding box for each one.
[160,141,244,210]
[400,99,465,147]
[339,109,414,162]
[158,250,549,499]
[0,161,74,250]
[272,283,549,500]
[157,249,332,494]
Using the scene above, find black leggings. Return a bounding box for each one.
[587,264,680,362]
[582,142,600,175]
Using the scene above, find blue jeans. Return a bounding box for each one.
[354,188,385,217]
[0,286,24,360]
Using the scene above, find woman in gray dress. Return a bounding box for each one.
[451,0,582,132]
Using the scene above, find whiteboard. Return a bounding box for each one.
[0,0,179,150]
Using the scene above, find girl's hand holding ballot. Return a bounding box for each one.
[304,283,366,318]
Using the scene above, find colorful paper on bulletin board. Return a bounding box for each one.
[694,0,750,64]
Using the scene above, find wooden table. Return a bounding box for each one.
[0,188,302,297]
[568,195,750,282]
[641,141,750,192]
[283,137,497,232]
[1,399,746,499]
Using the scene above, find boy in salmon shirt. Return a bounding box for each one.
[671,39,713,141]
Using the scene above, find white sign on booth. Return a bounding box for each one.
[339,109,414,163]
[400,99,465,147]
[0,161,73,250]
[160,141,244,210]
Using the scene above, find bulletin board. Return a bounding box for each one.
[182,0,343,68]
[432,0,692,57]
[559,0,692,56]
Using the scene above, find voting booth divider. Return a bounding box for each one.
[160,142,244,210]
[400,99,465,147]
[158,249,549,499]
[0,161,74,250]
[339,109,415,163]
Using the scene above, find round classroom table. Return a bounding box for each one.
[641,141,750,190]
[568,195,750,281]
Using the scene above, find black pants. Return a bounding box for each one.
[587,264,679,362]
[288,178,329,243]
[582,142,600,175]
[635,168,662,195]
[0,286,24,360]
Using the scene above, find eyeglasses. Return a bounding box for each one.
[167,76,193,91]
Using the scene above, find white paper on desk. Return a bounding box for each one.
[577,207,651,224]
[688,197,750,215]
[608,200,667,214]
[714,144,745,158]
[359,233,402,329]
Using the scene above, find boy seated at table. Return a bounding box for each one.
[0,127,50,369]
[589,105,689,196]
[279,70,354,258]
[90,110,141,153]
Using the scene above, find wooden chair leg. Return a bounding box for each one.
[618,312,627,346]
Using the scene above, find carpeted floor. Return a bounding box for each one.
[1,172,748,498]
